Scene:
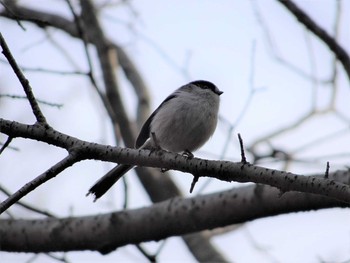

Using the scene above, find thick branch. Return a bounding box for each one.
[1,118,350,206]
[0,174,348,253]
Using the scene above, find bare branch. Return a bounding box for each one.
[0,3,150,131]
[0,94,63,108]
[64,0,118,126]
[251,0,324,83]
[0,0,26,30]
[0,136,12,155]
[1,118,350,206]
[0,153,79,214]
[0,33,47,124]
[0,175,348,253]
[325,161,330,179]
[238,133,248,164]
[0,57,89,75]
[277,0,350,82]
[0,185,56,218]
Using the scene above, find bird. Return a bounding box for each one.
[87,80,223,201]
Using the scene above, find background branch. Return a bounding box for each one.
[1,1,349,261]
[78,1,224,261]
[0,185,56,218]
[277,0,350,82]
[0,170,348,253]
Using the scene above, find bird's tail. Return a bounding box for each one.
[87,164,133,201]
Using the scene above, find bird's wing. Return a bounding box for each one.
[135,94,177,148]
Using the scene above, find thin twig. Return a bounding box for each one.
[0,154,79,215]
[45,253,71,263]
[0,33,47,124]
[329,0,342,108]
[190,175,199,193]
[65,0,118,133]
[0,136,12,155]
[0,0,26,30]
[0,185,56,218]
[0,58,89,75]
[0,94,63,108]
[220,41,260,160]
[251,0,329,83]
[249,111,313,151]
[325,161,330,179]
[65,0,96,87]
[43,29,81,69]
[277,0,350,82]
[122,176,129,210]
[135,244,157,262]
[238,133,247,164]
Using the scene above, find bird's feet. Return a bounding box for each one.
[182,149,194,159]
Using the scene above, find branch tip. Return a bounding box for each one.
[0,33,47,124]
[190,175,199,193]
[325,161,330,179]
[238,133,248,165]
[0,136,13,155]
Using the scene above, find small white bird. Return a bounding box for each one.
[87,80,223,201]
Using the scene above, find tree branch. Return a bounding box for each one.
[0,185,56,218]
[0,136,13,155]
[2,3,348,260]
[1,118,350,208]
[0,153,80,214]
[0,33,47,124]
[277,0,350,82]
[0,173,348,253]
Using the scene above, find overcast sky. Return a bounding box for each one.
[1,0,350,262]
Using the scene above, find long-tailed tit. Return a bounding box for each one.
[87,80,223,201]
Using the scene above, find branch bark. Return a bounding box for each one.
[1,171,348,253]
[1,118,350,210]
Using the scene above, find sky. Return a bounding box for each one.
[1,0,350,262]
